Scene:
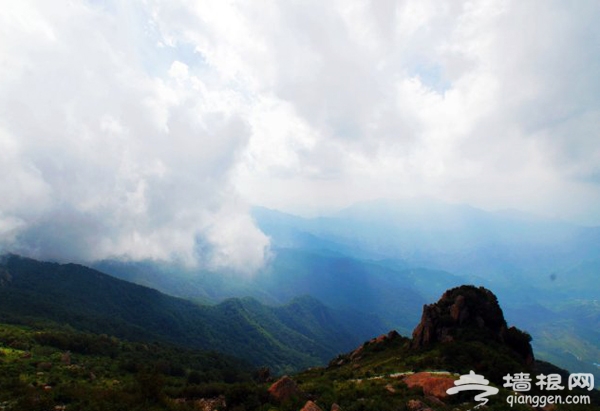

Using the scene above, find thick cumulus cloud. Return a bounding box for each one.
[147,0,600,222]
[1,0,599,271]
[0,1,269,271]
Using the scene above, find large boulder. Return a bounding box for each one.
[268,376,304,403]
[402,372,455,399]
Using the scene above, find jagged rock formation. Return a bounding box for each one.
[411,285,534,365]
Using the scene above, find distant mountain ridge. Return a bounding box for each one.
[253,200,600,290]
[251,201,600,382]
[0,254,384,374]
[21,198,598,384]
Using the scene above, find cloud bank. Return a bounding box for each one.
[0,1,269,271]
[1,0,599,269]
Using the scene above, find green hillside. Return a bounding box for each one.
[0,322,258,411]
[1,284,598,411]
[0,254,384,374]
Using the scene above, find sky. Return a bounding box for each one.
[1,0,599,271]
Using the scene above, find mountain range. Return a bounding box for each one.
[91,198,599,383]
[0,249,600,411]
[0,254,383,374]
[2,278,597,410]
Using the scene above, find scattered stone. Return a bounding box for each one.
[194,396,226,411]
[385,383,396,393]
[331,403,342,411]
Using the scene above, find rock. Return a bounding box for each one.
[268,376,304,403]
[300,400,322,411]
[406,399,427,410]
[402,372,455,399]
[194,396,226,411]
[410,285,534,365]
[385,383,396,393]
[331,403,342,411]
[350,331,401,361]
[349,345,363,361]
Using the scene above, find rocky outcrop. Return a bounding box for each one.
[268,376,305,403]
[410,285,534,364]
[411,286,505,347]
[351,331,400,359]
[300,400,323,411]
[332,330,404,366]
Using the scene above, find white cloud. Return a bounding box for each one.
[0,0,269,270]
[0,0,599,269]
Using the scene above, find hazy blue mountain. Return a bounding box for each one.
[0,254,386,374]
[252,248,475,334]
[255,200,599,289]
[93,259,276,305]
[251,200,600,379]
[90,198,600,380]
[96,248,472,335]
[504,299,600,386]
